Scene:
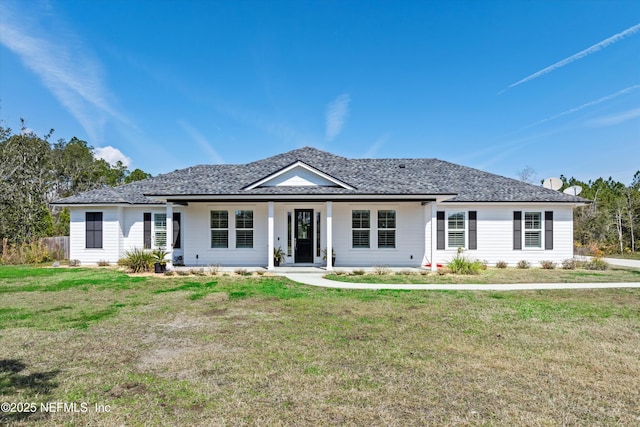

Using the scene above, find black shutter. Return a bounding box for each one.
[437,211,445,250]
[513,211,522,250]
[143,213,151,249]
[468,211,477,250]
[173,213,181,249]
[545,211,553,250]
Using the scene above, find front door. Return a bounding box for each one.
[295,209,314,263]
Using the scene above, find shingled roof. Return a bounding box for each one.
[53,147,588,205]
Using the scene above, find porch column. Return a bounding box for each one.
[267,201,274,271]
[326,201,333,271]
[165,202,173,269]
[431,202,438,272]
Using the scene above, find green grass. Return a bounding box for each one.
[326,265,640,284]
[1,265,639,425]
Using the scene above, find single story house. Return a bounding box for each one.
[53,147,588,271]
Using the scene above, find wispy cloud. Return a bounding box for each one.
[177,120,225,164]
[364,133,391,157]
[325,94,351,141]
[587,108,640,127]
[0,1,134,143]
[523,84,640,129]
[499,23,640,94]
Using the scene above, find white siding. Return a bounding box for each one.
[433,204,574,267]
[69,207,121,264]
[69,202,575,268]
[183,203,268,266]
[332,202,425,267]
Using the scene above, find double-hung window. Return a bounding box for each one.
[154,213,167,248]
[377,210,396,248]
[524,212,542,248]
[352,210,370,248]
[211,210,229,248]
[447,212,466,248]
[235,210,254,248]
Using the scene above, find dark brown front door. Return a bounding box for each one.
[295,209,313,263]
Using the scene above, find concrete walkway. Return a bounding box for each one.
[277,257,640,291]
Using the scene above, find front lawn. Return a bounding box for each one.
[325,265,640,284]
[1,266,639,425]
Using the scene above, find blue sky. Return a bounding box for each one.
[1,0,639,184]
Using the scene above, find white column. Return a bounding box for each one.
[431,202,438,272]
[166,202,174,269]
[326,201,333,271]
[268,201,274,270]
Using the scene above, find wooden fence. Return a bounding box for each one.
[41,236,70,260]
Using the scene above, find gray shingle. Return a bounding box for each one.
[53,147,589,205]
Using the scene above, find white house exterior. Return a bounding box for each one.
[55,147,587,271]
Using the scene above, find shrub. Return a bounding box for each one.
[121,248,155,273]
[0,239,52,265]
[516,260,530,269]
[395,270,414,276]
[351,269,365,276]
[164,271,175,276]
[208,264,221,275]
[447,250,484,275]
[97,260,110,267]
[584,258,609,271]
[177,270,189,276]
[373,264,390,275]
[69,259,81,267]
[191,268,207,276]
[437,267,449,275]
[561,258,577,270]
[234,268,251,276]
[540,260,556,270]
[495,260,508,269]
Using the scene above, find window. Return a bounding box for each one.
[287,212,292,256]
[447,212,465,248]
[235,210,254,248]
[316,211,321,256]
[524,212,542,248]
[352,210,370,248]
[377,210,396,248]
[85,212,103,249]
[154,213,167,248]
[210,210,229,248]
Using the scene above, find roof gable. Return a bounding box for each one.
[244,161,355,190]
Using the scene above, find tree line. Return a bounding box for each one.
[0,121,151,244]
[561,174,640,255]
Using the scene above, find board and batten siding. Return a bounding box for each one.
[432,204,574,266]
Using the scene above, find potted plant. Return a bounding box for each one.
[152,247,170,273]
[274,246,286,267]
[322,247,336,266]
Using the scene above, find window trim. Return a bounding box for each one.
[153,213,167,249]
[351,209,371,249]
[523,211,543,249]
[377,210,396,249]
[210,210,229,249]
[235,209,254,249]
[446,211,467,250]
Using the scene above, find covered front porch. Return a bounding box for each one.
[160,199,443,272]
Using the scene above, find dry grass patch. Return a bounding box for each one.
[1,266,639,425]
